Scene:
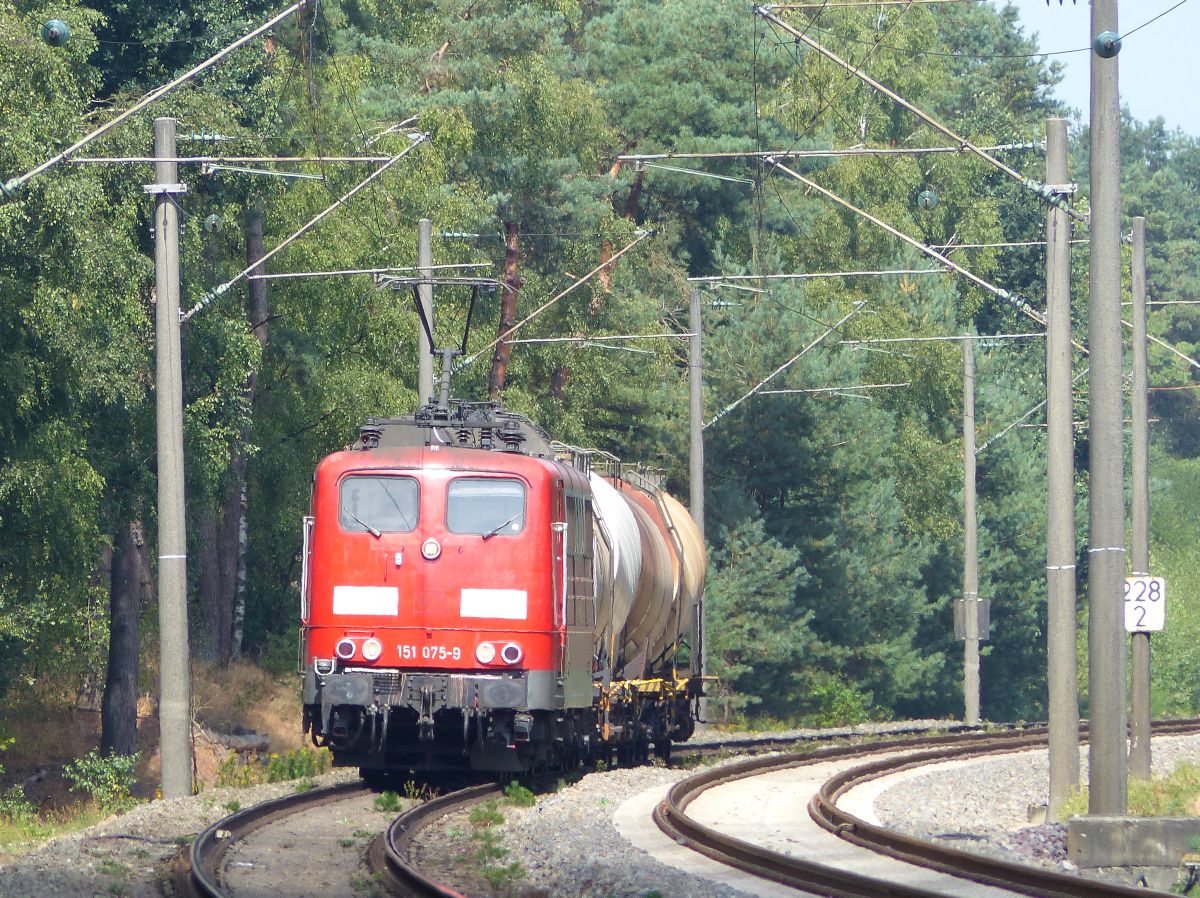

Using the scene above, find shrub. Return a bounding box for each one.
[63,751,140,812]
[0,785,40,829]
[266,748,329,783]
[216,747,330,788]
[373,790,402,812]
[502,781,536,807]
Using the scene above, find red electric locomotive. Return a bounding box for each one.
[300,394,705,777]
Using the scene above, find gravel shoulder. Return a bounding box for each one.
[871,733,1200,873]
[0,769,360,898]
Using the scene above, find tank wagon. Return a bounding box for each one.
[299,399,705,777]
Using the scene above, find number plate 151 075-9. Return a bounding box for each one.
[1124,576,1166,633]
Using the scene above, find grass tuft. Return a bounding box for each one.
[1060,763,1200,817]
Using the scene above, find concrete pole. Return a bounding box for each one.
[417,218,435,404]
[1045,117,1081,819]
[152,118,193,798]
[963,338,980,725]
[688,289,707,713]
[1129,216,1152,780]
[1087,0,1128,815]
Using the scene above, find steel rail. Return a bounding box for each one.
[175,780,369,898]
[811,719,1200,898]
[372,783,502,897]
[367,726,993,897]
[655,728,1049,897]
[658,721,1200,898]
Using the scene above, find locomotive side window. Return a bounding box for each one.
[339,475,419,534]
[447,478,525,536]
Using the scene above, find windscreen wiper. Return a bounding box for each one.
[345,509,381,538]
[378,480,413,531]
[481,510,523,541]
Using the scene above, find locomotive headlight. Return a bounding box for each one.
[421,538,441,560]
[500,642,523,665]
[475,642,497,664]
[362,637,383,661]
[335,638,356,660]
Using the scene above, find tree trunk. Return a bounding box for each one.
[232,481,249,657]
[215,465,242,658]
[597,241,613,299]
[101,523,143,756]
[198,510,228,661]
[235,201,269,658]
[489,221,523,400]
[200,203,269,664]
[597,143,639,297]
[551,365,569,401]
[623,168,644,221]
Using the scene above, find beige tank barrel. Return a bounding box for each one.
[660,490,706,624]
[618,498,675,676]
[616,484,682,663]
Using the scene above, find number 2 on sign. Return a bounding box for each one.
[1123,576,1166,633]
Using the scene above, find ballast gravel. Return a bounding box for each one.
[871,733,1200,873]
[2,722,1197,898]
[0,769,360,898]
[495,719,966,898]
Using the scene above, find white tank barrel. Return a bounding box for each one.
[588,472,641,665]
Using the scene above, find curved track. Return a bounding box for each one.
[174,781,370,898]
[656,721,1200,898]
[174,722,1200,898]
[370,783,501,898]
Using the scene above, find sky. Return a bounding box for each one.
[1002,0,1200,135]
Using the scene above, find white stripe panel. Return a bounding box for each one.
[460,588,528,620]
[333,585,399,615]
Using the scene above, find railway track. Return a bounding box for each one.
[169,723,973,896]
[173,721,1200,898]
[656,719,1200,898]
[173,779,371,897]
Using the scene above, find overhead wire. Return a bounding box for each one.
[456,230,655,370]
[2,1,308,197]
[796,0,1193,61]
[759,3,929,243]
[182,135,428,321]
[705,301,867,428]
[315,1,391,233]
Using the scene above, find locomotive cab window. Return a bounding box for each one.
[447,478,526,537]
[339,475,419,534]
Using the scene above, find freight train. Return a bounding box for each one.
[299,392,706,778]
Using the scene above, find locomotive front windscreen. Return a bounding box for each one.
[447,477,526,536]
[339,475,419,533]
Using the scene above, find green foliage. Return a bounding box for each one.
[468,800,504,829]
[267,748,329,782]
[464,798,526,891]
[373,790,402,813]
[0,784,44,837]
[704,519,812,722]
[502,781,536,808]
[1059,763,1200,818]
[62,751,140,813]
[0,0,1197,733]
[216,748,330,787]
[1144,456,1200,716]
